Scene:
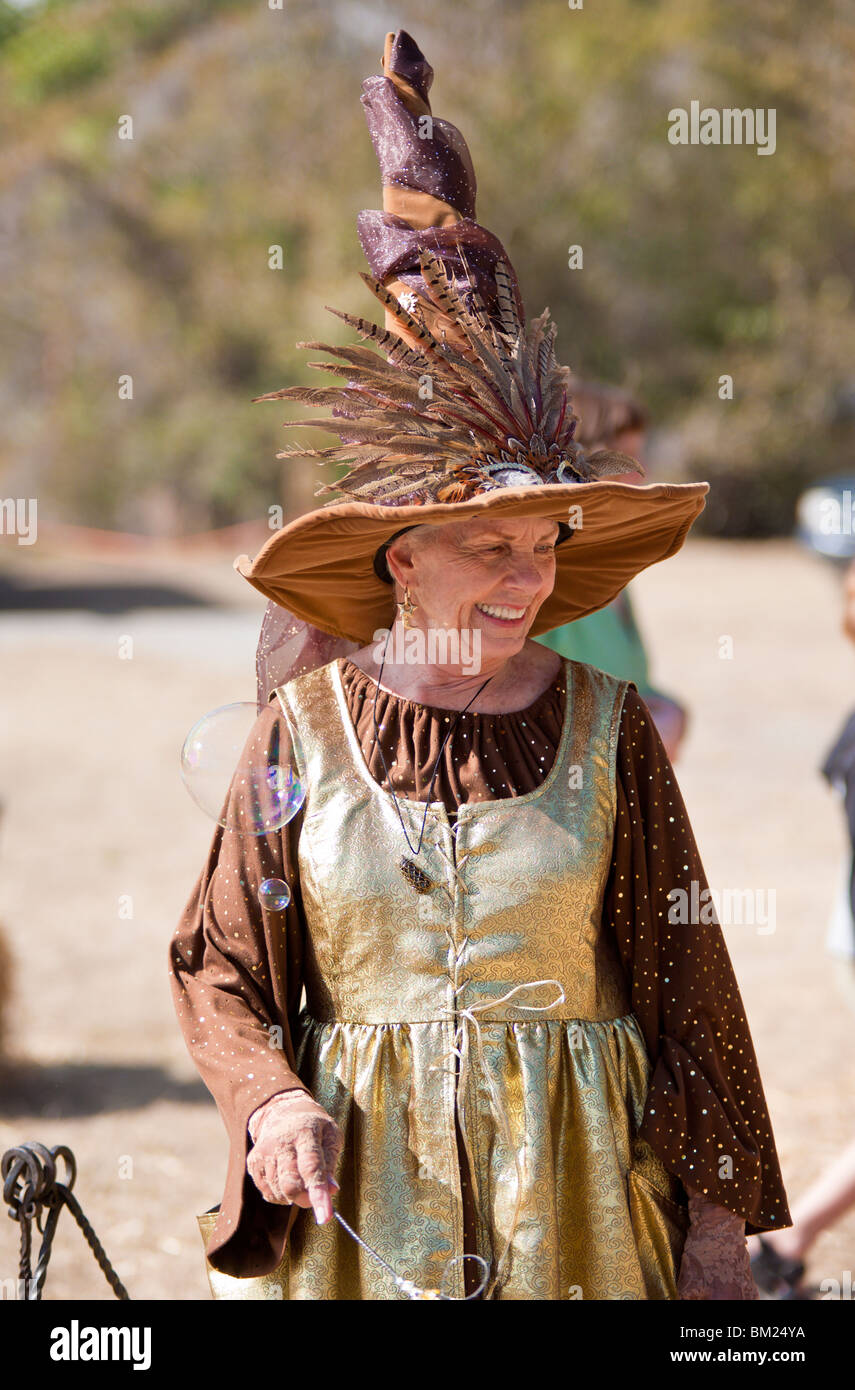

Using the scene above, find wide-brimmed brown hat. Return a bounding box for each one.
[234,478,707,644]
[234,30,708,645]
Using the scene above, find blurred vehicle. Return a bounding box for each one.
[795,475,855,564]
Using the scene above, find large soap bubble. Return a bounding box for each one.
[180,702,305,834]
[259,878,292,911]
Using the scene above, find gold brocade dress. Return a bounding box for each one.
[201,656,688,1300]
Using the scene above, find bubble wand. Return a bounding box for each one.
[331,1208,490,1300]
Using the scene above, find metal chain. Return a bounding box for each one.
[18,1213,32,1289]
[59,1189,130,1300]
[2,1141,130,1300]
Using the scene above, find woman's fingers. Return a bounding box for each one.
[246,1105,343,1220]
[294,1119,338,1222]
[247,1151,289,1206]
[248,1140,307,1206]
[272,1147,315,1206]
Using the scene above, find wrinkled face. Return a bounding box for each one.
[386,514,561,663]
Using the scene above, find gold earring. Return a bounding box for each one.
[399,586,416,629]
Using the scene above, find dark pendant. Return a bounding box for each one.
[399,856,433,894]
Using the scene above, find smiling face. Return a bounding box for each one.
[385,514,561,666]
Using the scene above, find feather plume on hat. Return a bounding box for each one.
[252,29,639,509]
[253,249,640,508]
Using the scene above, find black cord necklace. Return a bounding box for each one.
[367,628,494,859]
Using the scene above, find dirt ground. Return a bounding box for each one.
[1,534,853,1300]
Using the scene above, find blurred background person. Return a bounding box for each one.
[749,554,855,1298]
[534,380,689,760]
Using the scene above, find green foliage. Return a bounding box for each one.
[5,20,111,101]
[0,0,256,104]
[0,1,24,49]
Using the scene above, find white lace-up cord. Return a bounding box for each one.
[429,976,567,1300]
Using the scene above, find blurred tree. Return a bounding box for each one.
[0,0,851,536]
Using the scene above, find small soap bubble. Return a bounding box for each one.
[259,878,292,911]
[180,702,306,834]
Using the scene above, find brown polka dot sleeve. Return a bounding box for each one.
[169,700,312,1277]
[604,686,791,1235]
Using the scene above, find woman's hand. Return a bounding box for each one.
[677,1192,759,1300]
[247,1089,344,1224]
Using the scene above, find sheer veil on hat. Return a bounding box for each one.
[255,602,358,714]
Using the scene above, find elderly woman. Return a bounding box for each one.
[170,31,790,1300]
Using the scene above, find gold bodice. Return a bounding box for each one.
[279,655,631,1026]
[200,656,688,1300]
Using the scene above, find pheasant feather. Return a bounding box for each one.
[256,260,625,503]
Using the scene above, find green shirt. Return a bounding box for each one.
[535,589,653,695]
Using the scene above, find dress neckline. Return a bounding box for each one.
[330,656,575,817]
[339,654,566,720]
